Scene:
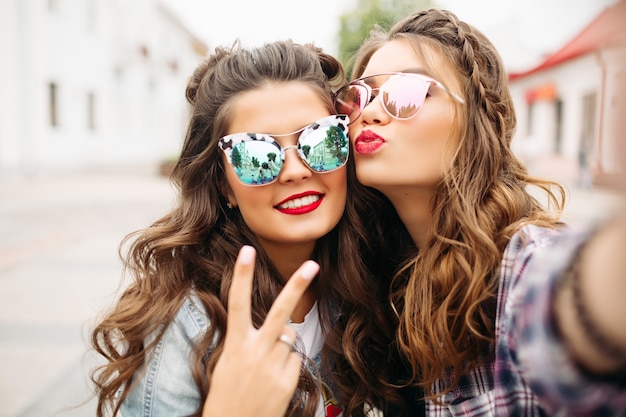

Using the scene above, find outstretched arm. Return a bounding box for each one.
[555,211,626,376]
[202,245,319,417]
[510,77,626,415]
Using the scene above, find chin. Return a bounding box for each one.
[355,167,380,188]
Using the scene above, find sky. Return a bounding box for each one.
[161,0,354,55]
[162,0,619,70]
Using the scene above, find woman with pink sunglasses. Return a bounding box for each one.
[333,8,626,416]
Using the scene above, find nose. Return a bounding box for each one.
[359,92,391,126]
[278,147,312,183]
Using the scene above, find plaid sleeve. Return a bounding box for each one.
[508,225,626,416]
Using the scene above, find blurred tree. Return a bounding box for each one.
[338,0,433,75]
[232,147,242,169]
[324,126,348,161]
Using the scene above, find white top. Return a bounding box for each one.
[288,302,343,417]
[288,302,324,357]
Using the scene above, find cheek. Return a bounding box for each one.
[325,171,348,216]
[222,159,239,200]
[439,114,461,170]
[414,108,459,160]
[224,168,263,207]
[326,168,347,195]
[230,185,268,210]
[232,188,274,237]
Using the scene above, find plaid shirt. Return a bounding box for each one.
[423,225,626,416]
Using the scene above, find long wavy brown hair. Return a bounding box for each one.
[349,9,566,401]
[90,40,404,417]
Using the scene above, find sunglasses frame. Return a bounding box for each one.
[334,72,464,124]
[218,114,349,186]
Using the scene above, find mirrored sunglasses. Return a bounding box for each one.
[334,72,464,124]
[218,114,350,186]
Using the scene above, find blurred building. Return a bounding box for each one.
[508,0,626,186]
[0,0,207,173]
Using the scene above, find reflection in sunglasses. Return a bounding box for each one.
[334,73,463,124]
[219,115,349,186]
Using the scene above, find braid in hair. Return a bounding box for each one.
[347,8,565,402]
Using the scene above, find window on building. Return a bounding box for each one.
[86,0,96,31]
[580,92,597,160]
[554,99,563,153]
[169,60,179,74]
[87,91,96,130]
[49,82,58,127]
[581,92,597,145]
[114,67,124,84]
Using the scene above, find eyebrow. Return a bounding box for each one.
[402,67,433,77]
[359,68,435,86]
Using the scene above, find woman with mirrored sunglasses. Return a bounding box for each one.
[89,39,402,417]
[331,8,626,417]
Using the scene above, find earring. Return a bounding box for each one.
[227,202,233,209]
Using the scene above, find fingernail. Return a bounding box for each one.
[239,245,255,264]
[299,261,319,281]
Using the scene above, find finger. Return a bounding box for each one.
[262,260,319,339]
[268,353,304,416]
[226,246,257,336]
[284,352,304,380]
[275,326,297,351]
[282,352,305,390]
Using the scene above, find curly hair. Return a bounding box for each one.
[89,39,402,417]
[350,9,566,401]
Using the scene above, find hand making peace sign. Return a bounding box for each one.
[202,245,319,417]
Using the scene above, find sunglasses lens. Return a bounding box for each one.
[229,139,282,185]
[300,124,349,172]
[381,75,427,119]
[335,85,367,122]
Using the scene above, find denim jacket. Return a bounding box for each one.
[119,292,342,417]
[120,292,210,417]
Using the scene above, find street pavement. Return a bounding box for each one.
[0,167,175,417]
[0,167,623,417]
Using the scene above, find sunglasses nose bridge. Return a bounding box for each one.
[280,144,302,165]
[284,145,313,172]
[276,144,313,182]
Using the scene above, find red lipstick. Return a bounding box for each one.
[354,130,386,154]
[275,191,324,215]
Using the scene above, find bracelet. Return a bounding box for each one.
[564,235,626,369]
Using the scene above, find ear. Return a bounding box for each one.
[220,181,238,209]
